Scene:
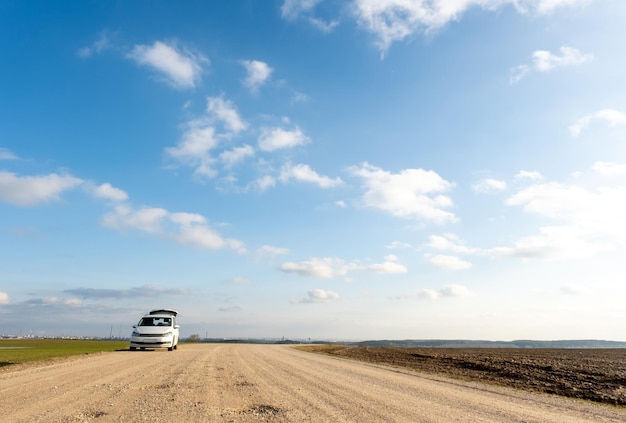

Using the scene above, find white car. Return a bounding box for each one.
[129,309,180,351]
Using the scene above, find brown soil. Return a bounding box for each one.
[304,346,626,406]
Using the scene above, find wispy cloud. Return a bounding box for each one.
[241,60,273,93]
[397,284,472,301]
[257,245,290,257]
[102,204,246,253]
[353,1,592,55]
[279,162,343,188]
[429,254,472,270]
[258,126,310,151]
[367,254,407,274]
[569,109,626,137]
[280,257,357,279]
[281,0,323,21]
[77,31,111,58]
[472,178,507,194]
[65,285,188,299]
[207,96,248,134]
[0,148,18,160]
[128,40,207,89]
[291,288,340,304]
[0,171,83,206]
[510,46,593,84]
[0,291,10,305]
[350,162,457,224]
[89,182,128,202]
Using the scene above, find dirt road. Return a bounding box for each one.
[1,344,625,422]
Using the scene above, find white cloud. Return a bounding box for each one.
[569,109,626,137]
[472,178,507,194]
[353,1,593,54]
[515,170,544,181]
[257,245,290,257]
[0,171,83,206]
[128,41,206,89]
[367,255,408,274]
[166,123,218,177]
[279,162,343,188]
[308,17,340,32]
[511,46,592,84]
[90,182,128,202]
[280,257,357,279]
[425,233,476,254]
[497,180,626,260]
[409,284,471,300]
[220,145,255,168]
[592,162,626,178]
[0,148,18,160]
[78,31,111,58]
[292,288,340,304]
[0,291,10,305]
[207,96,247,134]
[253,175,277,191]
[386,240,412,249]
[439,284,471,297]
[102,205,246,253]
[281,0,323,20]
[241,60,273,92]
[560,284,589,296]
[429,254,472,270]
[350,162,457,223]
[258,127,310,151]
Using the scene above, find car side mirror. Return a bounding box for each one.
[132,325,137,328]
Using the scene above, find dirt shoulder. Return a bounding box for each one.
[301,345,626,406]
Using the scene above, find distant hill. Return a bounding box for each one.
[351,339,626,348]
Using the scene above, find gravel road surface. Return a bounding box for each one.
[1,344,625,422]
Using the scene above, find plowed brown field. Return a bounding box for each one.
[303,345,626,406]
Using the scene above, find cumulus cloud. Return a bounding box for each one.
[353,1,592,54]
[207,96,248,134]
[350,162,457,224]
[90,182,128,202]
[279,162,343,188]
[569,109,626,137]
[128,41,207,89]
[166,122,219,177]
[511,46,593,84]
[258,127,310,152]
[494,179,626,260]
[367,255,408,274]
[425,233,476,255]
[220,145,255,168]
[0,148,18,160]
[429,254,472,270]
[102,205,246,253]
[280,257,357,279]
[0,291,10,305]
[241,60,273,92]
[65,285,188,299]
[472,178,507,194]
[0,171,83,206]
[291,288,340,304]
[253,175,277,191]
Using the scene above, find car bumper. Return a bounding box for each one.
[130,336,174,348]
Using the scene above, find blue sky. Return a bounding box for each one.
[2,0,626,341]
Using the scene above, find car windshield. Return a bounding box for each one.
[138,317,172,326]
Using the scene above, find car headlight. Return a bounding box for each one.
[131,331,140,337]
[163,331,173,337]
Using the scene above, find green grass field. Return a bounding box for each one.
[0,339,128,367]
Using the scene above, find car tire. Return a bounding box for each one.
[130,346,136,351]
